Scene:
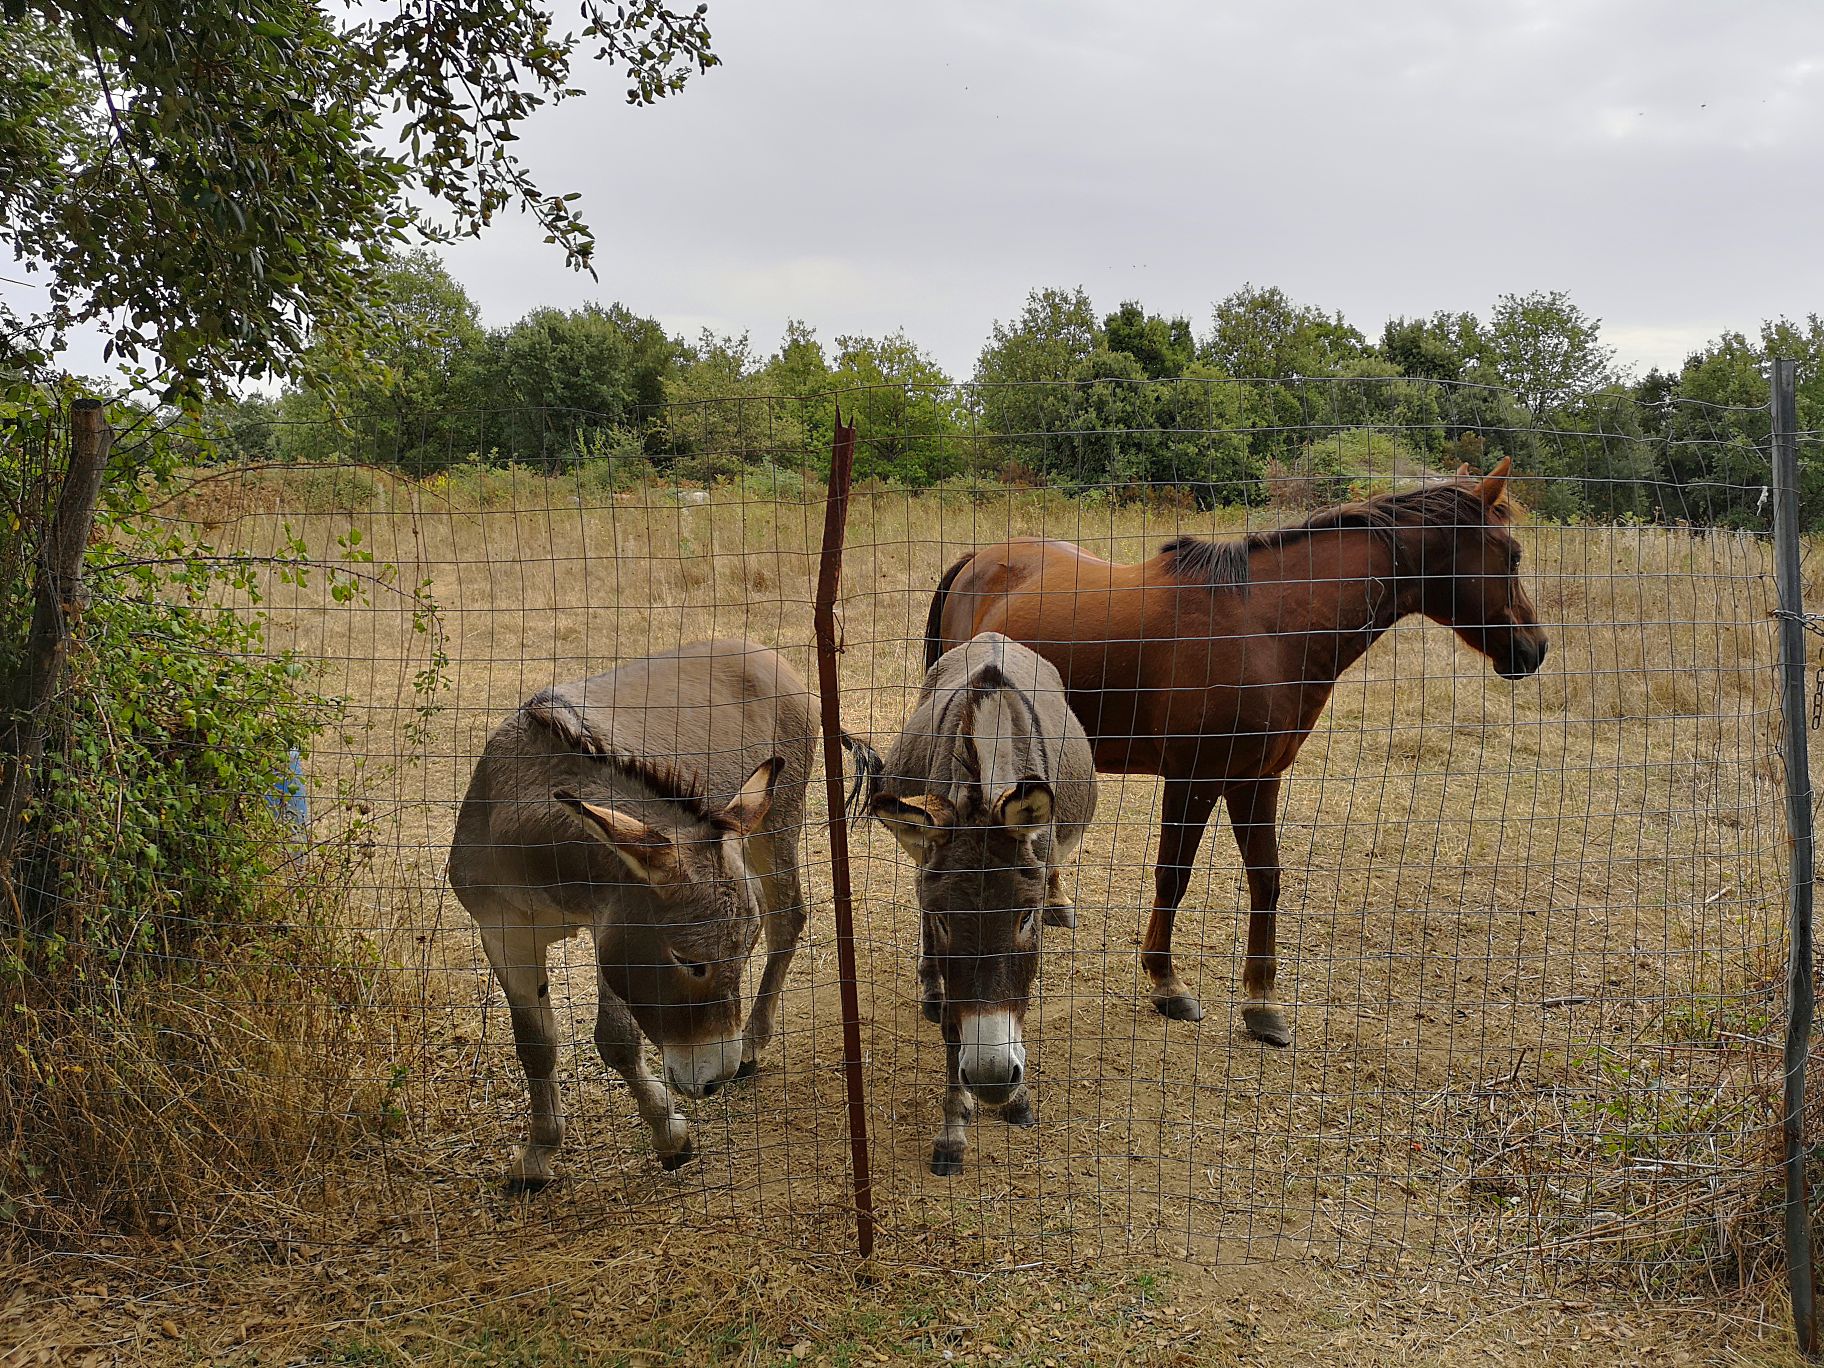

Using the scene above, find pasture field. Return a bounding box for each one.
[3,465,1806,1364]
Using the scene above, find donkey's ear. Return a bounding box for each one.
[717,756,785,836]
[871,792,955,861]
[1475,456,1514,506]
[554,788,679,885]
[991,779,1054,833]
[1455,462,1473,478]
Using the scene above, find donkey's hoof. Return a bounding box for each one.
[659,1137,696,1171]
[502,1173,557,1198]
[1042,902,1077,929]
[1001,1095,1037,1129]
[929,1142,965,1177]
[1243,1005,1292,1047]
[1152,992,1204,1023]
[733,1057,759,1082]
[920,992,943,1025]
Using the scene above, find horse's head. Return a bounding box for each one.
[1418,458,1549,681]
[554,756,783,1099]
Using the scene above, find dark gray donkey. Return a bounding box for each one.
[857,631,1096,1175]
[448,639,830,1187]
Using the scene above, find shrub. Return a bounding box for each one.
[0,381,440,1246]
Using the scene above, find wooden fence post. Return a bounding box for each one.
[0,399,112,882]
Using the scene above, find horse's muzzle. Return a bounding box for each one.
[1498,634,1549,680]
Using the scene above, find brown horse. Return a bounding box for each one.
[923,459,1548,1045]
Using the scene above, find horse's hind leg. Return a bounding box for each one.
[1142,779,1221,1022]
[474,915,566,1192]
[738,835,807,1078]
[1227,778,1290,1047]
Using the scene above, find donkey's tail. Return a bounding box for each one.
[838,729,885,822]
[924,551,977,672]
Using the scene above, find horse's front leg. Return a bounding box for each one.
[1142,779,1222,1021]
[929,1037,976,1176]
[1227,778,1290,1047]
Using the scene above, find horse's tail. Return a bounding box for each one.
[924,551,976,672]
[838,729,885,821]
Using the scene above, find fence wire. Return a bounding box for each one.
[12,377,1800,1294]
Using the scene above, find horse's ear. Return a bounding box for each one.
[716,756,784,836]
[1476,456,1514,506]
[554,788,680,885]
[991,780,1054,833]
[871,792,955,861]
[1455,462,1472,478]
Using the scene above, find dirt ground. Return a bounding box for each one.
[6,466,1801,1362]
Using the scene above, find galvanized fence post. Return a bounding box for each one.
[1773,356,1818,1355]
[813,408,876,1259]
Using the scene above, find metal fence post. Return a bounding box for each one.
[1773,355,1818,1355]
[813,408,876,1259]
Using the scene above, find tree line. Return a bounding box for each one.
[213,250,1824,526]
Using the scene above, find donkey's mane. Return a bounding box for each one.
[523,689,714,822]
[1158,480,1511,589]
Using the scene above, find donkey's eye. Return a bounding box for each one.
[669,949,711,980]
[1019,909,1038,937]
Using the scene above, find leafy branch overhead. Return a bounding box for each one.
[0,0,717,399]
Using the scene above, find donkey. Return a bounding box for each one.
[448,639,819,1187]
[858,632,1097,1175]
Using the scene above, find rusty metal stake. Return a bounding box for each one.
[813,407,875,1259]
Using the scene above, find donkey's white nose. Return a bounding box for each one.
[958,1010,1026,1093]
[663,1037,744,1098]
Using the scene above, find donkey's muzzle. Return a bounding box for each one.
[958,1009,1026,1104]
[662,1036,744,1099]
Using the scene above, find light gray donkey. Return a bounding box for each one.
[858,631,1096,1176]
[448,639,822,1188]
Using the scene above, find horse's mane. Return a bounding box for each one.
[1158,480,1512,589]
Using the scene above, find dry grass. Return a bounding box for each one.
[3,464,1811,1357]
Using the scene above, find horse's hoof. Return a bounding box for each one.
[659,1137,696,1171]
[1001,1096,1037,1129]
[502,1173,556,1198]
[929,1142,965,1177]
[1243,1005,1292,1047]
[1042,902,1076,929]
[921,992,943,1025]
[733,1057,758,1082]
[1152,993,1204,1023]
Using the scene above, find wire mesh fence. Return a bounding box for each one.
[5,377,1803,1294]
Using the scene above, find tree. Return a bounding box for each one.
[1104,301,1194,379]
[974,286,1103,466]
[1486,290,1617,420]
[1380,312,1488,384]
[1,0,717,399]
[829,331,961,485]
[272,249,487,470]
[1201,285,1371,380]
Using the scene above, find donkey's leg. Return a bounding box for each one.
[1227,778,1290,1047]
[929,1038,977,1176]
[1142,779,1222,1022]
[917,909,944,1024]
[476,918,565,1193]
[592,977,693,1170]
[738,837,807,1079]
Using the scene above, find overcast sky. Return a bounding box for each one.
[14,1,1824,383]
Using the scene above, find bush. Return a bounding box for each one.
[0,382,439,1246]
